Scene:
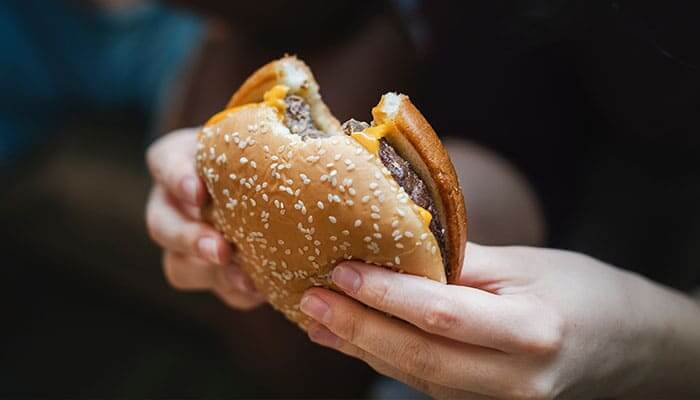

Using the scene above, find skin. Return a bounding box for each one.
[146,128,700,399]
[300,246,700,399]
[145,128,266,309]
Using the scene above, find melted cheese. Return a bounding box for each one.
[350,123,394,154]
[417,206,433,226]
[204,84,290,127]
[262,84,290,114]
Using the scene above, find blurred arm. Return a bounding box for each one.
[445,139,546,246]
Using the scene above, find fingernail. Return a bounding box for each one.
[181,176,198,204]
[308,323,339,348]
[198,237,219,264]
[332,265,361,293]
[300,294,330,323]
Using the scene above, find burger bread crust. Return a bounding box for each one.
[378,94,467,280]
[196,56,466,327]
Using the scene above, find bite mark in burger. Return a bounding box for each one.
[196,56,466,327]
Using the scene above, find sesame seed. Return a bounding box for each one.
[239,157,248,164]
[391,220,399,228]
[420,233,429,240]
[431,246,437,255]
[354,219,362,227]
[363,236,372,243]
[371,213,381,220]
[371,205,380,212]
[334,153,341,161]
[329,170,337,177]
[342,230,350,236]
[328,216,337,224]
[362,195,370,203]
[405,231,414,238]
[326,163,334,168]
[395,256,401,265]
[250,161,257,169]
[317,201,325,210]
[396,243,405,249]
[262,194,269,202]
[346,199,354,206]
[373,233,382,239]
[348,188,356,196]
[369,182,378,190]
[373,223,380,231]
[320,175,328,182]
[330,236,337,241]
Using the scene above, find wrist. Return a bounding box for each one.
[621,273,700,398]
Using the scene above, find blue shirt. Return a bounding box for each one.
[0,0,203,168]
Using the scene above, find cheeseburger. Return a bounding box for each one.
[196,56,466,327]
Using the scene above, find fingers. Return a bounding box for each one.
[212,263,267,310]
[162,251,217,290]
[300,288,518,397]
[457,242,548,291]
[330,260,545,353]
[146,128,206,207]
[163,251,266,309]
[147,186,231,265]
[307,323,487,400]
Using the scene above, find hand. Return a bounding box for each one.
[145,128,265,310]
[300,243,700,399]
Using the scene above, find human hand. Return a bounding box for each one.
[146,128,265,310]
[300,243,700,399]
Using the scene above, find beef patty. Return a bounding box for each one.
[283,95,325,139]
[282,97,449,277]
[342,119,449,277]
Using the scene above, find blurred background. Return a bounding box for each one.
[2,0,699,397]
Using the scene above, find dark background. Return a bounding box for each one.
[2,0,699,397]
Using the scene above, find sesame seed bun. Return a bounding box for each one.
[196,56,466,327]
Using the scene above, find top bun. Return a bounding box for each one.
[196,56,466,327]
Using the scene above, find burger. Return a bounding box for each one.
[196,56,466,327]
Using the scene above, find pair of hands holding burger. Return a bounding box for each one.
[146,57,700,399]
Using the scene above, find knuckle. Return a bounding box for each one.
[422,299,457,333]
[517,306,565,355]
[336,312,361,344]
[365,279,392,308]
[396,338,438,378]
[162,254,186,290]
[145,209,163,243]
[145,142,159,171]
